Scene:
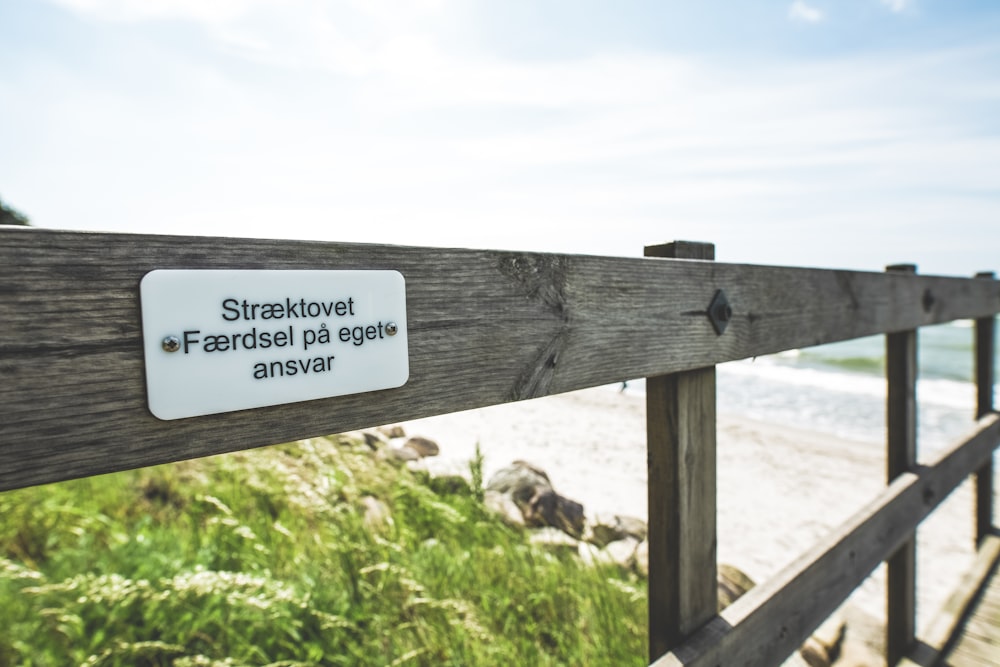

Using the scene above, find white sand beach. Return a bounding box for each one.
[401,385,997,639]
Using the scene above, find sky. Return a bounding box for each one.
[1,0,999,276]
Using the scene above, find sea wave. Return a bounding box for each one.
[718,357,979,411]
[616,352,991,451]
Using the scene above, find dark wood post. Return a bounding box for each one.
[975,271,996,545]
[645,241,718,662]
[886,263,918,666]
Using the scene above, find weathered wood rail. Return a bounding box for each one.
[1,227,999,666]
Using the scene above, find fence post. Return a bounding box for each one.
[975,271,996,545]
[886,263,918,666]
[644,240,718,662]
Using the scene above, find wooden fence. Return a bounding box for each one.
[1,227,998,666]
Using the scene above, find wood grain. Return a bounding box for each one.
[975,271,997,546]
[900,534,1000,667]
[650,414,1000,667]
[937,533,1000,666]
[645,241,718,662]
[2,228,1000,490]
[886,264,918,666]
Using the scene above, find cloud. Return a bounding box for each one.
[880,0,911,13]
[14,0,1000,274]
[48,0,261,23]
[47,0,459,81]
[788,1,825,23]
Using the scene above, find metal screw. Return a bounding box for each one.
[707,289,732,336]
[714,302,732,322]
[385,322,398,336]
[922,288,935,313]
[162,335,181,352]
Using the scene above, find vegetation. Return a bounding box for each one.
[0,435,646,666]
[0,197,30,226]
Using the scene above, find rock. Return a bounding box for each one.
[360,495,391,530]
[616,515,647,540]
[603,537,641,571]
[361,430,387,449]
[524,489,586,538]
[578,538,643,573]
[711,564,850,667]
[330,431,383,449]
[338,430,385,450]
[806,614,847,665]
[791,609,850,667]
[798,638,830,667]
[529,527,580,554]
[578,542,615,568]
[634,540,649,577]
[377,425,406,439]
[587,512,648,547]
[403,436,440,458]
[781,652,815,667]
[484,461,585,538]
[485,460,552,499]
[377,445,420,465]
[717,563,757,610]
[405,459,429,477]
[484,490,525,528]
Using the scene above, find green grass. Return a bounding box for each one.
[0,435,646,666]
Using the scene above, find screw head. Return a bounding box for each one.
[707,289,732,336]
[385,322,398,336]
[922,288,935,313]
[162,335,181,352]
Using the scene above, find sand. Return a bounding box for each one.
[401,385,997,635]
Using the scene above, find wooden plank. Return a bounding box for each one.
[1,228,999,490]
[650,414,1000,667]
[900,534,1000,667]
[958,622,1000,644]
[975,271,997,545]
[948,647,997,666]
[954,553,1000,662]
[887,263,918,666]
[645,241,718,662]
[946,591,1000,663]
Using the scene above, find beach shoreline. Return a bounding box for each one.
[400,385,994,633]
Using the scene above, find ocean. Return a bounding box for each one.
[615,320,999,629]
[625,320,998,455]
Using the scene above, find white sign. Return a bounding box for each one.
[140,269,409,420]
